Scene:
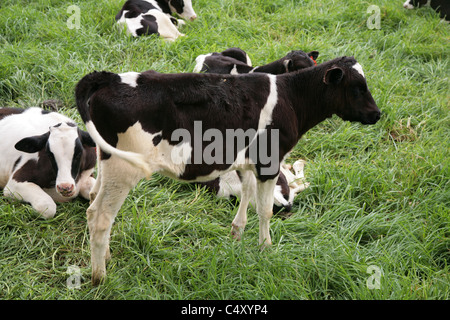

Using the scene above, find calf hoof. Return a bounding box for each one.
[91,270,106,286]
[89,192,97,203]
[231,223,244,241]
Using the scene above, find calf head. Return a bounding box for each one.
[283,50,319,72]
[15,122,95,198]
[168,0,197,21]
[323,57,381,125]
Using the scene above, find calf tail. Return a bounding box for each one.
[75,71,152,177]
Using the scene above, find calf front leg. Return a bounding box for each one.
[4,179,57,219]
[256,177,277,247]
[231,170,256,240]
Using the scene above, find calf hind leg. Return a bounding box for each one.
[87,158,145,285]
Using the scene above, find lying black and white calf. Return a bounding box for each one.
[0,107,97,218]
[201,159,309,214]
[403,0,449,20]
[116,0,197,41]
[76,56,380,284]
[194,48,319,74]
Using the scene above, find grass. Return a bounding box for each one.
[0,0,449,300]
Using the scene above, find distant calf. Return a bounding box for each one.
[0,107,97,218]
[76,56,380,284]
[403,0,449,20]
[116,0,197,41]
[194,48,319,74]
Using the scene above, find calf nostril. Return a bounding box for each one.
[57,184,75,194]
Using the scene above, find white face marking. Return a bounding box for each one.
[230,65,239,75]
[119,72,140,87]
[352,63,365,78]
[48,123,78,191]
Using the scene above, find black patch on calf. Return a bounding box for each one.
[169,0,185,15]
[71,139,84,180]
[152,134,162,146]
[12,150,56,188]
[137,14,160,37]
[116,0,173,21]
[220,48,249,64]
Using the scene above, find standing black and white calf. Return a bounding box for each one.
[116,0,197,41]
[403,0,449,20]
[194,48,319,74]
[76,56,380,284]
[0,107,97,218]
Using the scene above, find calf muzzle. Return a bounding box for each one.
[57,183,75,197]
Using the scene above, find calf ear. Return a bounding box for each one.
[78,129,96,147]
[15,131,50,153]
[283,59,293,72]
[323,66,344,85]
[308,51,319,61]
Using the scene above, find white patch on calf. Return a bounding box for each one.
[258,74,278,129]
[115,122,192,179]
[116,11,142,37]
[245,54,252,67]
[119,72,140,87]
[403,1,415,9]
[230,65,239,75]
[149,9,184,41]
[352,63,365,78]
[193,53,211,72]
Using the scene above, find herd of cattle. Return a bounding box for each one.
[0,0,410,285]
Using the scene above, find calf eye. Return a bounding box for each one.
[352,85,367,97]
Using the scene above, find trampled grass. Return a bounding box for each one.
[0,0,448,300]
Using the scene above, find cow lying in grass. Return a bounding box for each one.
[116,0,197,40]
[0,107,96,218]
[194,48,319,74]
[201,159,309,215]
[76,56,381,284]
[403,0,449,20]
